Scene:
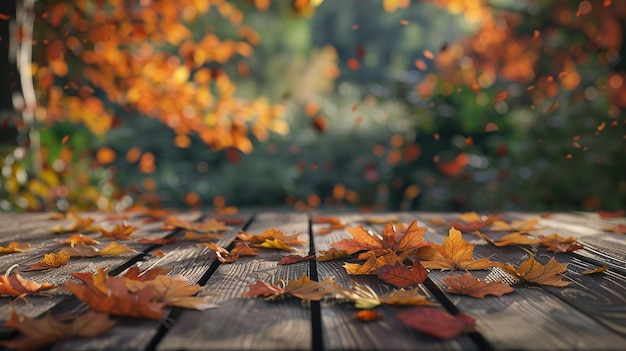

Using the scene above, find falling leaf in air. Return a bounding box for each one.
[22,252,71,271]
[537,233,583,252]
[0,241,31,255]
[125,275,217,310]
[0,273,56,295]
[451,212,503,232]
[376,260,429,288]
[278,254,315,265]
[396,308,476,339]
[474,231,540,247]
[64,233,100,247]
[442,272,514,298]
[416,227,499,271]
[64,268,165,319]
[237,228,305,245]
[0,311,115,350]
[355,309,385,322]
[331,220,429,255]
[255,238,295,251]
[317,248,351,261]
[164,216,232,233]
[51,217,101,234]
[581,266,609,275]
[100,223,138,240]
[502,256,570,287]
[241,274,336,301]
[602,224,626,234]
[490,217,542,232]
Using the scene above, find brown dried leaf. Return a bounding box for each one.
[64,233,100,247]
[443,272,514,298]
[0,241,31,255]
[230,241,259,256]
[122,266,172,281]
[165,216,232,233]
[241,274,335,301]
[0,311,115,350]
[451,212,503,231]
[474,231,540,247]
[317,248,351,261]
[376,260,428,288]
[100,223,138,240]
[126,275,217,310]
[204,242,239,263]
[581,266,609,275]
[0,273,56,296]
[537,233,583,252]
[278,254,315,265]
[397,308,476,339]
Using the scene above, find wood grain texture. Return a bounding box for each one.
[157,212,312,351]
[313,212,478,351]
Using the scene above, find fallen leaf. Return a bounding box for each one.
[328,282,433,309]
[137,237,177,245]
[122,266,172,281]
[125,275,217,310]
[22,252,71,271]
[100,223,138,239]
[502,256,569,287]
[0,273,55,295]
[379,287,434,306]
[104,213,130,220]
[278,254,315,265]
[451,212,503,231]
[344,252,409,275]
[537,233,583,252]
[204,242,239,263]
[212,217,247,225]
[317,248,351,261]
[0,241,31,254]
[254,238,295,251]
[442,272,514,298]
[597,210,626,218]
[51,217,101,234]
[417,227,499,271]
[331,220,429,255]
[99,242,138,256]
[230,241,259,256]
[396,308,475,339]
[490,217,542,232]
[238,228,305,245]
[474,231,540,247]
[64,269,165,319]
[581,266,609,275]
[64,233,100,247]
[153,250,167,257]
[60,242,137,257]
[165,217,232,233]
[241,274,336,301]
[376,260,428,288]
[183,231,224,241]
[602,224,626,234]
[0,311,115,350]
[355,309,385,322]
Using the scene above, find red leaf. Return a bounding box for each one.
[396,308,475,339]
[376,261,428,288]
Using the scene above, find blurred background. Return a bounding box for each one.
[1,0,625,213]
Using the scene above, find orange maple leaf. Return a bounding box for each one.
[331,220,429,255]
[125,275,217,310]
[376,260,428,288]
[355,309,385,322]
[122,267,172,281]
[237,228,305,245]
[417,227,499,271]
[230,241,259,256]
[241,274,336,301]
[343,252,410,275]
[0,241,31,255]
[490,217,542,232]
[442,272,514,298]
[537,233,583,253]
[51,217,101,234]
[64,269,165,319]
[22,252,71,271]
[314,216,347,234]
[502,256,570,287]
[474,231,540,247]
[0,273,55,295]
[450,212,503,232]
[64,233,100,247]
[0,311,115,350]
[100,223,138,240]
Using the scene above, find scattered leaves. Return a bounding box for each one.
[64,233,100,247]
[230,241,260,256]
[490,217,542,232]
[241,274,336,301]
[329,282,434,309]
[451,212,503,231]
[396,308,476,339]
[51,217,101,234]
[474,231,540,247]
[344,252,409,275]
[237,228,305,245]
[165,217,232,233]
[417,227,499,271]
[137,237,177,245]
[254,238,295,251]
[0,311,115,350]
[314,216,347,234]
[442,272,514,298]
[502,256,570,287]
[0,241,31,254]
[61,242,137,257]
[537,233,583,252]
[331,220,428,255]
[125,275,217,310]
[22,252,71,271]
[317,248,351,261]
[376,260,428,288]
[204,242,240,263]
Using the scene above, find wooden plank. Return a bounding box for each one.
[411,212,626,348]
[56,213,251,351]
[312,213,478,351]
[156,212,312,351]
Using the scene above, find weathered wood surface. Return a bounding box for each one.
[0,210,624,350]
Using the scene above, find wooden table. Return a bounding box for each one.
[0,211,625,350]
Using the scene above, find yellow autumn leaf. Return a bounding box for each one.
[100,223,138,240]
[98,242,137,256]
[417,227,499,271]
[0,242,31,255]
[254,238,294,251]
[503,256,569,287]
